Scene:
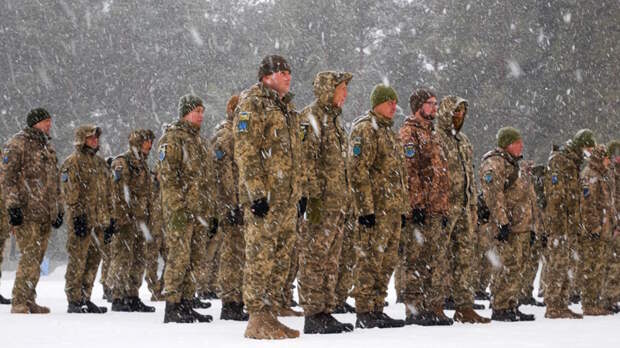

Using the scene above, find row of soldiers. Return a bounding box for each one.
[0,54,618,340]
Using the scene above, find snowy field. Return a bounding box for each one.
[1,266,618,348]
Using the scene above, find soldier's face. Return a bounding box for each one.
[264,70,291,96]
[185,106,205,126]
[85,135,99,149]
[603,156,611,168]
[141,139,152,155]
[333,82,348,108]
[614,155,620,165]
[421,97,438,119]
[374,100,397,119]
[34,118,52,135]
[506,139,524,158]
[452,106,466,131]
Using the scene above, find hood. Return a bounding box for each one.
[587,145,608,174]
[437,95,468,133]
[313,71,353,107]
[226,95,240,122]
[73,124,101,150]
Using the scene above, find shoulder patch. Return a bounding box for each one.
[2,156,8,164]
[61,171,69,183]
[484,172,493,183]
[551,174,559,185]
[215,149,225,160]
[158,144,167,162]
[237,112,250,133]
[113,167,123,182]
[583,187,590,198]
[404,143,416,158]
[352,136,362,157]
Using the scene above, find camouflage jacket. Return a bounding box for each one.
[479,148,533,233]
[0,157,7,239]
[580,156,616,240]
[436,96,477,221]
[212,118,240,219]
[399,114,449,216]
[349,110,407,216]
[111,147,151,227]
[522,162,545,234]
[157,120,216,223]
[1,127,63,224]
[149,170,164,239]
[61,143,113,229]
[233,83,303,206]
[300,72,351,212]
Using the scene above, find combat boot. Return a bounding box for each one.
[453,306,491,324]
[444,297,456,310]
[84,300,108,313]
[181,299,212,323]
[333,301,356,314]
[0,294,11,305]
[475,291,491,301]
[519,296,545,307]
[111,298,133,312]
[405,306,431,326]
[191,296,211,309]
[244,311,288,340]
[514,307,535,321]
[326,313,354,332]
[374,311,406,328]
[163,301,194,323]
[473,303,486,310]
[67,301,88,313]
[491,308,518,322]
[355,312,381,329]
[276,306,303,317]
[544,307,583,319]
[128,296,155,312]
[583,307,612,316]
[220,302,249,321]
[304,313,343,334]
[10,303,30,314]
[27,302,50,314]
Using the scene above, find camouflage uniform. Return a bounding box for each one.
[158,120,217,304]
[335,212,356,306]
[479,148,532,311]
[199,227,222,298]
[212,116,245,305]
[144,170,166,299]
[107,130,152,301]
[436,96,478,310]
[233,82,302,314]
[61,125,113,304]
[297,71,352,316]
[0,126,63,308]
[349,110,407,313]
[399,113,450,312]
[0,171,8,297]
[579,147,616,311]
[605,154,620,307]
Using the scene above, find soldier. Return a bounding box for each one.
[604,140,620,312]
[158,95,217,324]
[543,129,595,319]
[107,129,156,313]
[61,125,114,313]
[212,94,249,321]
[100,156,114,302]
[1,108,64,314]
[349,84,407,329]
[144,167,166,301]
[0,164,10,305]
[479,127,535,322]
[399,89,452,326]
[297,71,355,334]
[436,96,490,324]
[234,55,303,339]
[579,145,616,315]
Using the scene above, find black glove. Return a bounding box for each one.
[103,218,116,244]
[541,234,548,249]
[225,206,244,225]
[208,218,219,238]
[8,207,23,226]
[297,196,308,218]
[589,232,601,240]
[529,231,536,247]
[412,208,426,225]
[73,214,89,238]
[52,211,64,229]
[496,224,511,242]
[441,216,449,229]
[358,214,376,228]
[250,198,269,218]
[401,215,406,229]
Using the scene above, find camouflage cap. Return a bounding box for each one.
[572,129,596,150]
[178,94,204,119]
[258,55,291,82]
[74,124,101,146]
[496,126,522,148]
[313,71,353,105]
[371,84,398,109]
[608,140,620,157]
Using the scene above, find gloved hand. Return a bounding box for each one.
[297,197,308,218]
[307,197,322,224]
[73,214,89,238]
[208,217,219,238]
[530,231,536,247]
[52,211,64,229]
[441,215,449,229]
[412,208,426,225]
[589,232,601,240]
[8,207,23,226]
[358,214,376,228]
[250,197,269,218]
[401,215,406,229]
[496,224,511,242]
[103,218,116,244]
[541,233,548,249]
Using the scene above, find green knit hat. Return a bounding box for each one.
[370,84,398,109]
[608,140,620,158]
[496,127,522,148]
[178,94,204,118]
[572,129,596,150]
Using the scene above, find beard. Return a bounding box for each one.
[420,108,435,120]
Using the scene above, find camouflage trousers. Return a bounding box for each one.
[352,212,400,313]
[298,211,345,315]
[163,219,209,303]
[474,223,493,294]
[12,222,51,306]
[198,230,222,296]
[107,224,146,300]
[580,238,610,309]
[0,226,10,286]
[334,214,356,305]
[284,218,302,306]
[401,215,450,311]
[448,208,476,308]
[144,227,166,297]
[99,242,111,291]
[604,239,620,305]
[520,233,542,300]
[217,223,245,304]
[64,226,105,302]
[243,203,297,314]
[490,231,527,310]
[544,234,572,310]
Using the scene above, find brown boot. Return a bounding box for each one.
[272,318,300,338]
[11,303,30,314]
[27,302,50,314]
[545,307,583,319]
[583,307,612,316]
[276,306,304,317]
[244,311,287,340]
[454,306,491,324]
[432,305,454,324]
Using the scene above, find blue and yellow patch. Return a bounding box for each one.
[583,187,590,198]
[551,175,559,185]
[2,156,8,164]
[113,168,122,182]
[484,172,493,183]
[404,143,415,158]
[158,144,167,162]
[61,172,69,183]
[352,136,362,157]
[215,149,225,160]
[237,112,250,133]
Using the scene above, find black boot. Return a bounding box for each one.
[333,301,356,314]
[199,291,218,300]
[129,297,155,312]
[111,298,133,312]
[473,303,486,310]
[326,313,354,332]
[191,297,212,309]
[0,294,12,305]
[220,302,249,321]
[420,310,453,326]
[374,311,405,328]
[84,300,108,313]
[514,307,535,321]
[444,297,456,310]
[304,313,344,334]
[491,308,518,322]
[164,301,194,323]
[405,312,432,326]
[67,301,88,313]
[355,312,381,329]
[182,299,212,323]
[475,291,491,301]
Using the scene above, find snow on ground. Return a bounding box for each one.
[0,266,618,348]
